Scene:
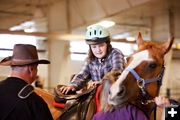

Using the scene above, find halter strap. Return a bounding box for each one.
[126,66,165,105]
[126,66,165,88]
[126,68,142,81]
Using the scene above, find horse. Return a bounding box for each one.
[34,32,174,120]
[107,33,174,119]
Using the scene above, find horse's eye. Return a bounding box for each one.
[149,63,157,68]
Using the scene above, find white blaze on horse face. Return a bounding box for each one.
[109,50,153,103]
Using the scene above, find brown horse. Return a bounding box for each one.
[35,33,174,120]
[108,33,174,119]
[34,88,62,120]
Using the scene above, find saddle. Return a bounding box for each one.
[54,85,97,120]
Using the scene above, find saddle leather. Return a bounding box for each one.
[54,85,95,103]
[54,85,97,120]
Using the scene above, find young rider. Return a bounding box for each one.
[60,24,125,94]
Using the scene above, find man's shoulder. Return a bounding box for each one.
[18,84,34,99]
[0,77,10,84]
[17,85,45,102]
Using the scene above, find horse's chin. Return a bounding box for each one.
[108,95,130,106]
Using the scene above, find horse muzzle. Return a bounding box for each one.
[108,85,127,106]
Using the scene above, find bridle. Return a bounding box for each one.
[126,65,165,105]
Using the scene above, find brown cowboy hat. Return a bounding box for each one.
[0,44,50,66]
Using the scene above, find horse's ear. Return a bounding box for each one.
[161,37,174,54]
[137,32,144,48]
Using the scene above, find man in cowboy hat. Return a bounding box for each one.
[0,44,53,120]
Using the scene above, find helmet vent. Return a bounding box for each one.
[89,32,91,36]
[94,30,96,35]
[99,30,102,35]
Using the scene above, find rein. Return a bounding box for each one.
[126,66,165,105]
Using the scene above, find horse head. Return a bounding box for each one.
[108,33,174,115]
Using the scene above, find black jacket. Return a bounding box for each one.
[0,77,53,120]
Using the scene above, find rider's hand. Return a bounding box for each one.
[60,85,76,94]
[154,96,170,108]
[87,81,101,89]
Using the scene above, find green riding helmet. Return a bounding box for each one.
[85,24,110,45]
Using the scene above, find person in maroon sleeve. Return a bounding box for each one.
[0,44,53,120]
